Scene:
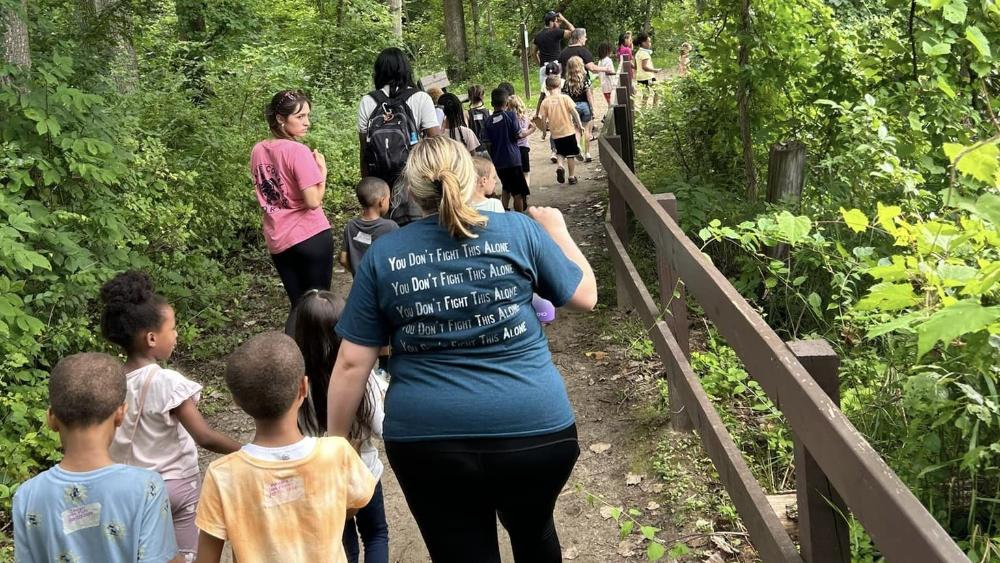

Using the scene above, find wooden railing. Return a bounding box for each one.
[599,65,968,563]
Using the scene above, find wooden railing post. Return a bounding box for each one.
[654,194,692,432]
[605,130,632,310]
[612,89,634,172]
[787,340,850,563]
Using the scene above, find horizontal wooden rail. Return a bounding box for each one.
[598,132,968,561]
[606,223,803,563]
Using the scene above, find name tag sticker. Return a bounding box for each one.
[353,232,373,246]
[263,477,305,507]
[62,503,101,535]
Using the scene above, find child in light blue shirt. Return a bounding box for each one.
[13,353,178,563]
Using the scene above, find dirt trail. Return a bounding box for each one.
[188,93,685,562]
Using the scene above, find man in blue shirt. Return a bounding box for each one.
[484,88,531,212]
[13,353,178,563]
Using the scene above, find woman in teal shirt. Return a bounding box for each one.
[328,136,596,561]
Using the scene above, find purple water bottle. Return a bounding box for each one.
[532,294,556,325]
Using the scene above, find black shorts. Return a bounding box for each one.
[553,134,580,157]
[638,78,656,89]
[497,165,530,196]
[519,146,531,173]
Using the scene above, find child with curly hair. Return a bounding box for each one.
[100,271,240,562]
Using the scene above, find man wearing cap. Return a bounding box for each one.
[532,11,575,94]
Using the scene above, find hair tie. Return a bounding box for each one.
[432,178,444,193]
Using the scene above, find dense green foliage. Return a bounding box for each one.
[640,0,1000,557]
[0,0,560,538]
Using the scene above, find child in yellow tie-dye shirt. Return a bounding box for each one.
[194,332,376,563]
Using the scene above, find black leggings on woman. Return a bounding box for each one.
[270,229,333,333]
[386,425,579,562]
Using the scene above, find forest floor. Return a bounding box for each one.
[180,94,750,562]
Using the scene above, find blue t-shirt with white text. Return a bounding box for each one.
[13,464,177,563]
[337,212,582,441]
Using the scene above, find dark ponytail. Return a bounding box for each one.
[291,290,376,442]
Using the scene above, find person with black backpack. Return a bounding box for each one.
[357,48,441,226]
[466,84,490,156]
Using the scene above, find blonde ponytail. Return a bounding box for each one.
[404,136,487,238]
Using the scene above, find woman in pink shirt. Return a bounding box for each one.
[250,90,331,333]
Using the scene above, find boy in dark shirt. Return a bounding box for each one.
[484,88,530,212]
[339,177,399,275]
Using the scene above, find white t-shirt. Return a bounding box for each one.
[358,370,387,480]
[242,436,317,462]
[473,198,505,213]
[599,56,616,93]
[110,364,202,480]
[357,86,440,134]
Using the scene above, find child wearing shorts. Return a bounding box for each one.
[100,271,240,561]
[484,88,530,212]
[537,74,584,185]
[505,94,536,189]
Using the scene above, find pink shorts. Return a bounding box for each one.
[166,473,202,559]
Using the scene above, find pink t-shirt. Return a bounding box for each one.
[110,364,202,480]
[250,139,330,254]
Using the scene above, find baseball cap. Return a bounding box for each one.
[544,11,559,24]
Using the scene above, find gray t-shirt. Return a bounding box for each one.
[342,217,400,273]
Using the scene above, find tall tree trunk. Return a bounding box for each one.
[336,0,345,26]
[470,0,479,50]
[642,0,653,33]
[443,0,468,72]
[80,0,139,92]
[389,0,402,39]
[737,0,757,199]
[1,0,30,85]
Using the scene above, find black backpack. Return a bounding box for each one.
[468,107,491,143]
[364,87,420,185]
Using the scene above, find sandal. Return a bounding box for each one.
[556,167,565,183]
[568,176,578,185]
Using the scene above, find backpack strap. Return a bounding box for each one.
[393,88,420,127]
[370,87,420,127]
[126,366,159,465]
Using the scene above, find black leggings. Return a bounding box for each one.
[270,229,333,333]
[386,425,579,562]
